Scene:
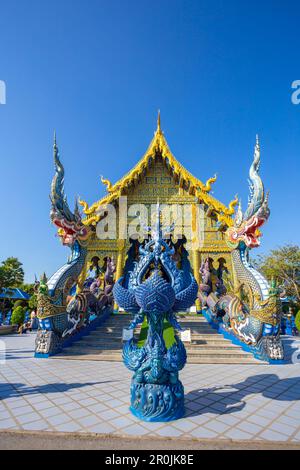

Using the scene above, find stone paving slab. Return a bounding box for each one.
[0,333,300,443]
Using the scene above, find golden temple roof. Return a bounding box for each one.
[79,112,238,228]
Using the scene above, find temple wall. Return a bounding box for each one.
[78,157,234,293]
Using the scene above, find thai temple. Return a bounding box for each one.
[34,113,285,365]
[51,113,239,292]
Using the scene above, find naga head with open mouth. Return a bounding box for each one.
[226,196,270,248]
[50,134,91,247]
[226,136,270,250]
[51,212,90,246]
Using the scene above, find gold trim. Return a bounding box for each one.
[79,117,237,228]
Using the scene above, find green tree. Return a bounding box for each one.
[295,311,300,332]
[28,294,38,310]
[20,283,36,309]
[255,245,300,304]
[21,283,35,296]
[0,257,24,288]
[11,306,26,326]
[14,300,27,308]
[0,266,6,290]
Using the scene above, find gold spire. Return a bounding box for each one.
[79,114,237,228]
[156,109,161,134]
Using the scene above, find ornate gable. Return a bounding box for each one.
[79,113,238,228]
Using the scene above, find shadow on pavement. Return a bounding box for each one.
[0,381,118,399]
[185,373,300,417]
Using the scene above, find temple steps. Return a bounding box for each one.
[56,352,122,362]
[55,352,260,364]
[69,341,240,349]
[61,342,242,352]
[54,313,264,364]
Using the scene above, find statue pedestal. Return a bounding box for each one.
[129,380,185,422]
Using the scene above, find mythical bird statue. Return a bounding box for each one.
[113,204,198,422]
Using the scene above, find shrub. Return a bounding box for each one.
[14,300,27,308]
[28,294,37,310]
[295,311,300,332]
[11,306,26,326]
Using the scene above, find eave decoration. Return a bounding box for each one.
[78,112,238,228]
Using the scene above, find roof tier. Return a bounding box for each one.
[79,113,238,228]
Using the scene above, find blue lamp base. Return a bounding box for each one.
[129,380,185,422]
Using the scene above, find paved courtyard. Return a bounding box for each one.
[0,333,300,445]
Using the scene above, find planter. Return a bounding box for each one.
[0,325,18,335]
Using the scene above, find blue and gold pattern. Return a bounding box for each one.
[113,204,198,421]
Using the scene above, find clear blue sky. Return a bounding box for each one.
[0,0,299,282]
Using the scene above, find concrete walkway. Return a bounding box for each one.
[0,333,300,446]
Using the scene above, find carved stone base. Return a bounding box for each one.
[257,335,284,361]
[35,330,62,356]
[130,380,185,422]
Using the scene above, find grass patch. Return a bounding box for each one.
[137,317,176,349]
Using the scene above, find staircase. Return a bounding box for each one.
[178,314,262,364]
[54,313,262,364]
[54,314,138,362]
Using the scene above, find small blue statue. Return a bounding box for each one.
[113,204,198,421]
[281,308,298,336]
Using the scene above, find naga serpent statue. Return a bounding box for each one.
[35,135,113,356]
[113,204,198,422]
[35,275,66,355]
[49,133,91,296]
[199,136,284,361]
[64,257,116,337]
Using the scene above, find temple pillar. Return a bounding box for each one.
[113,239,126,313]
[192,249,200,285]
[191,203,201,313]
[192,249,201,312]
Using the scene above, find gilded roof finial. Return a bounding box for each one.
[100,175,113,192]
[228,194,239,215]
[157,109,161,134]
[203,174,217,192]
